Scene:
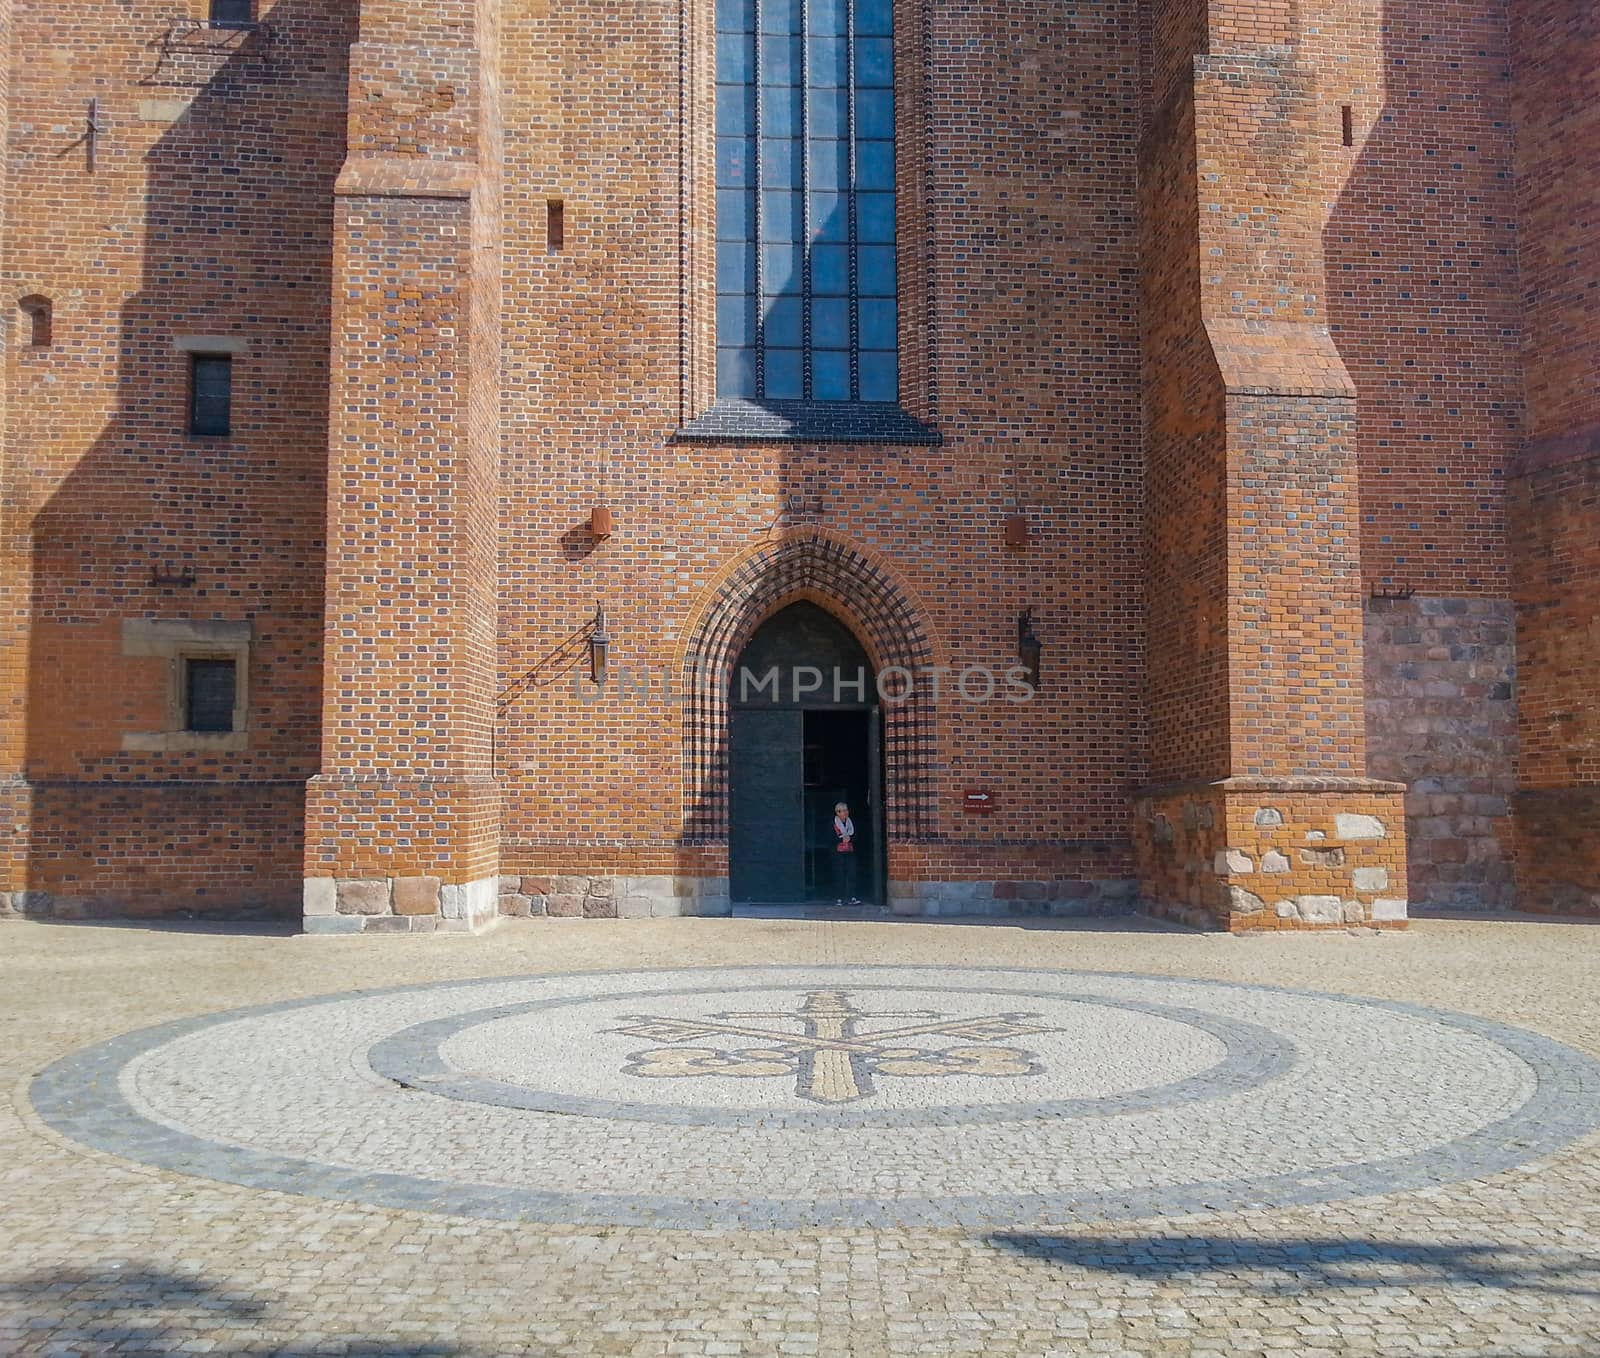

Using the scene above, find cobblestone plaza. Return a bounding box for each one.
[4,914,1600,1356]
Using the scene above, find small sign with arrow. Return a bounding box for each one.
[963,788,995,814]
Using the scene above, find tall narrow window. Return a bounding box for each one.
[209,0,253,27]
[716,0,898,404]
[189,354,233,436]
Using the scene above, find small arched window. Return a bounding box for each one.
[19,296,51,349]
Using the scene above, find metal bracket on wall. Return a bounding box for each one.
[148,568,197,589]
[781,493,824,522]
[83,98,100,172]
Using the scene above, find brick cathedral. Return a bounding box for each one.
[0,0,1595,933]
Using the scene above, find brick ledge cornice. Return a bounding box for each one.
[1203,319,1356,399]
[335,154,476,200]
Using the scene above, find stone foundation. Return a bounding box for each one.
[1364,596,1519,909]
[1134,779,1410,931]
[885,879,1138,918]
[497,875,733,919]
[0,889,297,922]
[302,876,502,935]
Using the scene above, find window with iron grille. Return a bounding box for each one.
[715,0,898,404]
[184,658,237,733]
[189,354,232,436]
[209,0,253,27]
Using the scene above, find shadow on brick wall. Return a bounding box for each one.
[18,1,357,919]
[1324,3,1523,912]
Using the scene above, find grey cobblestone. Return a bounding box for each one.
[2,916,1600,1355]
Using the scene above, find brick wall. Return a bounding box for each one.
[1509,2,1600,449]
[492,0,1147,910]
[1509,451,1600,915]
[0,0,14,898]
[1135,781,1409,932]
[302,0,505,932]
[1,0,352,917]
[1133,0,1410,928]
[1325,0,1526,913]
[2,0,1594,927]
[1507,0,1600,915]
[1327,0,1521,598]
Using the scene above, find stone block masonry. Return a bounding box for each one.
[1135,781,1409,932]
[497,875,733,921]
[303,875,501,935]
[1364,596,1518,910]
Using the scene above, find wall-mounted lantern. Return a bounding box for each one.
[589,602,610,685]
[1017,609,1042,692]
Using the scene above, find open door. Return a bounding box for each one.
[729,707,805,902]
[868,705,884,906]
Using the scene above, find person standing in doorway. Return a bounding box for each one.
[832,801,859,905]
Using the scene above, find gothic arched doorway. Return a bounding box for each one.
[728,601,884,905]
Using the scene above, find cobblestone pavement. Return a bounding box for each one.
[3,913,1600,1356]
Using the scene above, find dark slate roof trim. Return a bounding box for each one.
[675,399,942,446]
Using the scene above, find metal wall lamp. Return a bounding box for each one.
[589,602,610,685]
[1017,609,1042,692]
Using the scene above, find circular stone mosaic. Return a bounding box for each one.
[32,965,1600,1230]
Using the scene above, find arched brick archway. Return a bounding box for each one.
[678,532,939,848]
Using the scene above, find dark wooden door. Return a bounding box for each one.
[867,706,884,905]
[729,707,805,902]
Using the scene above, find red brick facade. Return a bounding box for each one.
[0,0,1594,930]
[1507,0,1600,916]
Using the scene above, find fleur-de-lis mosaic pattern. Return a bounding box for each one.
[613,990,1049,1104]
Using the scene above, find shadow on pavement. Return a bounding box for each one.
[986,1232,1600,1299]
[15,915,301,939]
[0,1266,474,1356]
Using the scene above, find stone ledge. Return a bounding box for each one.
[887,879,1139,919]
[2,890,297,921]
[498,875,733,920]
[1138,776,1409,799]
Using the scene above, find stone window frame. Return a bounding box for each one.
[173,334,247,439]
[121,619,252,753]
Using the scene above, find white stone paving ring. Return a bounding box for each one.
[32,965,1600,1230]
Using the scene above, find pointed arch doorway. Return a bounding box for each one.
[728,601,884,906]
